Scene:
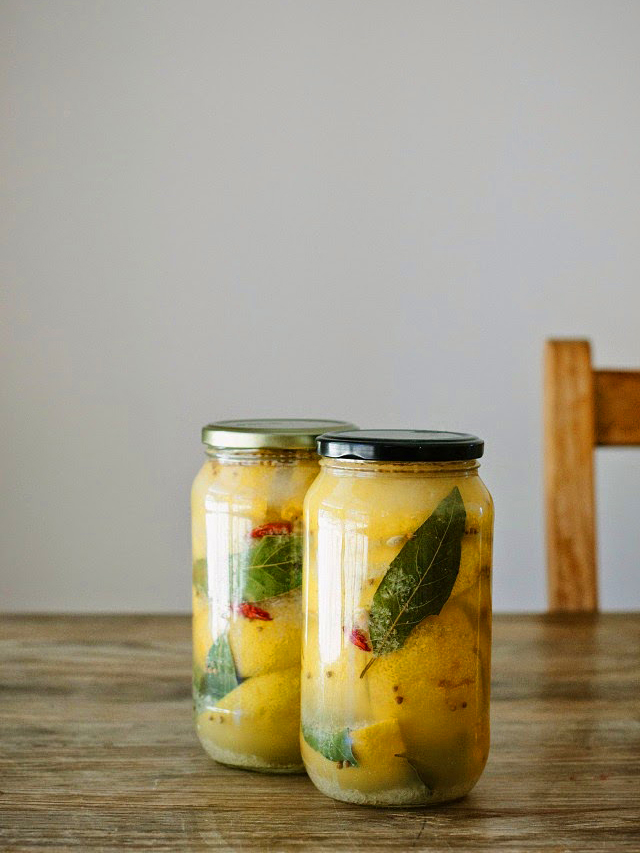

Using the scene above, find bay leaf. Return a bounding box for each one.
[235,534,303,602]
[301,722,358,766]
[198,633,239,703]
[363,486,466,677]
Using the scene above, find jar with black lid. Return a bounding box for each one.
[301,430,493,804]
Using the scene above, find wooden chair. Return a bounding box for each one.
[544,339,640,612]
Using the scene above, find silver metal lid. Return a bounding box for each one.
[201,419,357,450]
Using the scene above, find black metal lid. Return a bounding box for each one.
[317,429,484,462]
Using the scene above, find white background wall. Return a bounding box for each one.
[2,0,639,612]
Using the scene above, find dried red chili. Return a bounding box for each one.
[234,602,273,621]
[250,521,293,538]
[349,628,372,652]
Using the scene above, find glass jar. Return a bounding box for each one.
[301,430,493,805]
[192,419,355,773]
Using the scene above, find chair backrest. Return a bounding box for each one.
[544,339,640,612]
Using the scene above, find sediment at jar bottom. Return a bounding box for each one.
[197,667,302,771]
[302,757,483,806]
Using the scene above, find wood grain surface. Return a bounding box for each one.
[1,614,639,852]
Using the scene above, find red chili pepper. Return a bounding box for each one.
[234,602,273,621]
[349,628,372,652]
[250,521,293,538]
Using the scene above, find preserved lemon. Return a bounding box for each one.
[197,669,301,768]
[229,590,301,678]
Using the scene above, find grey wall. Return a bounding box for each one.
[2,0,639,612]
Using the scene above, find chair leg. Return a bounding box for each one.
[544,339,598,612]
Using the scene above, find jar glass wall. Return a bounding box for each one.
[192,419,354,773]
[301,432,493,805]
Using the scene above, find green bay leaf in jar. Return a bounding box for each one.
[363,486,466,674]
[233,527,303,602]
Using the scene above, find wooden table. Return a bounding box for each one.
[1,615,638,851]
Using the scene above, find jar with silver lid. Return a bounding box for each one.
[192,419,355,772]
